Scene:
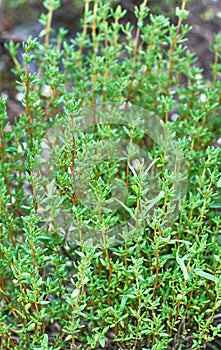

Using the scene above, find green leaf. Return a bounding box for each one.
[99,337,105,348]
[42,334,48,347]
[120,295,128,310]
[217,177,221,187]
[114,197,136,219]
[195,269,218,283]
[176,249,189,281]
[25,303,32,312]
[71,289,79,299]
[27,322,35,331]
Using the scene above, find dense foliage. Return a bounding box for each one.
[0,0,221,349]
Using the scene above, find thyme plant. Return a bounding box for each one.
[0,0,221,349]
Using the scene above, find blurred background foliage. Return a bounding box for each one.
[1,0,193,24]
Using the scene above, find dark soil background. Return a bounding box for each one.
[0,0,221,349]
[0,0,221,121]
